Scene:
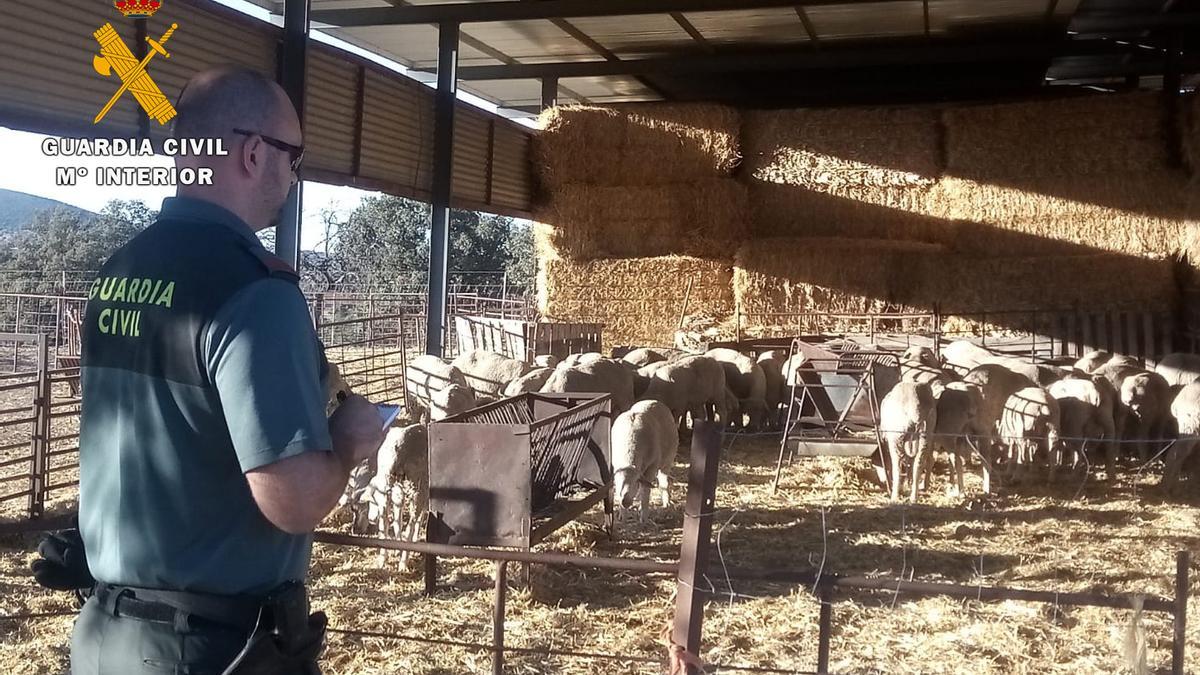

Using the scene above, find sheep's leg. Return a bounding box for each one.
[1163,437,1197,489]
[656,470,671,508]
[909,442,926,503]
[638,484,650,524]
[888,440,903,502]
[949,442,964,497]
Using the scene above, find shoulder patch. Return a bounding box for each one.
[245,245,300,284]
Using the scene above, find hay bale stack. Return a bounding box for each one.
[533,104,740,190]
[533,180,747,260]
[538,256,734,349]
[733,238,1178,333]
[742,106,945,238]
[944,92,1170,179]
[939,174,1195,258]
[734,238,944,317]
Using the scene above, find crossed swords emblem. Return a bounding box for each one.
[92,22,179,125]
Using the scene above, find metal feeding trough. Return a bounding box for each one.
[773,339,900,492]
[426,391,613,549]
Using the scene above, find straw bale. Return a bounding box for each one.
[733,238,1178,335]
[746,179,953,241]
[944,92,1170,179]
[533,180,747,260]
[538,255,733,348]
[938,173,1197,258]
[533,104,740,190]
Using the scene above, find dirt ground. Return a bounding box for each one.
[1,434,1197,675]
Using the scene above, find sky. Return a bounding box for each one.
[0,0,533,252]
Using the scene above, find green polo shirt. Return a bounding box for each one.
[78,196,333,596]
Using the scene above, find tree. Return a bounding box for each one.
[328,194,535,292]
[1,199,156,272]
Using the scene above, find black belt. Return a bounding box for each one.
[95,583,264,634]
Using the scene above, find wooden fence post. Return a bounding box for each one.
[29,334,49,519]
[671,420,722,674]
[493,560,508,675]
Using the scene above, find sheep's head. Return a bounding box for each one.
[612,467,640,509]
[741,398,770,432]
[1122,374,1158,417]
[323,362,352,416]
[430,384,476,421]
[901,346,939,370]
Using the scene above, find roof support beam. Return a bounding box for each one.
[443,42,1077,79]
[671,12,715,52]
[276,0,309,270]
[312,0,921,27]
[794,7,820,46]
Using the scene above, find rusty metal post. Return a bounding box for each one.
[29,333,49,519]
[671,420,722,674]
[1173,550,1189,675]
[492,560,508,675]
[424,517,439,595]
[816,587,833,674]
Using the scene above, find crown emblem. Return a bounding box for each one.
[113,0,162,18]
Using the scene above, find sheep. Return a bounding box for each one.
[541,358,635,414]
[942,340,1045,384]
[622,347,673,368]
[1075,350,1113,373]
[924,381,987,496]
[503,367,554,396]
[533,354,559,369]
[668,355,729,426]
[405,355,470,422]
[560,352,605,369]
[611,400,679,522]
[962,363,1036,462]
[706,348,769,431]
[322,360,352,416]
[1155,353,1200,387]
[900,346,959,392]
[1094,362,1172,460]
[999,387,1061,478]
[451,350,530,398]
[1163,381,1200,490]
[756,350,788,431]
[363,423,429,571]
[879,381,938,502]
[1047,375,1117,481]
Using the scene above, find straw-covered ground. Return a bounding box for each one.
[1,433,1197,674]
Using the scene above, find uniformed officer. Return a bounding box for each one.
[65,66,385,674]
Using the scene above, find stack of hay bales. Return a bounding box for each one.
[533,104,743,347]
[741,106,948,244]
[537,252,734,349]
[733,92,1193,335]
[940,92,1195,259]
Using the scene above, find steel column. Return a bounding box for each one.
[492,560,508,675]
[1173,550,1189,675]
[276,0,310,269]
[541,76,558,110]
[425,22,459,357]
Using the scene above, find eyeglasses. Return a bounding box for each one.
[233,128,304,173]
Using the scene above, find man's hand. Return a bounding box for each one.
[31,529,94,591]
[328,394,387,469]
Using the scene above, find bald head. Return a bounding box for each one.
[175,66,284,141]
[172,66,302,231]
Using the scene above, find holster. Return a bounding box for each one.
[221,582,326,675]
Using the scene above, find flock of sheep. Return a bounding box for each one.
[321,341,1200,563]
[883,341,1200,502]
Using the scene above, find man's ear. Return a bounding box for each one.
[240,135,262,176]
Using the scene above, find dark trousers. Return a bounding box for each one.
[71,593,251,675]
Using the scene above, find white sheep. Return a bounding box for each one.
[533,354,559,369]
[541,358,635,414]
[900,345,958,393]
[962,363,1035,463]
[1094,362,1172,460]
[1047,375,1117,481]
[611,400,679,521]
[706,348,769,431]
[879,381,938,502]
[925,381,987,497]
[406,354,471,422]
[450,350,530,398]
[656,355,728,427]
[1074,350,1113,373]
[559,352,604,369]
[503,367,554,396]
[1163,381,1200,491]
[1155,353,1200,387]
[622,347,673,368]
[756,350,788,431]
[363,423,429,571]
[999,386,1061,478]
